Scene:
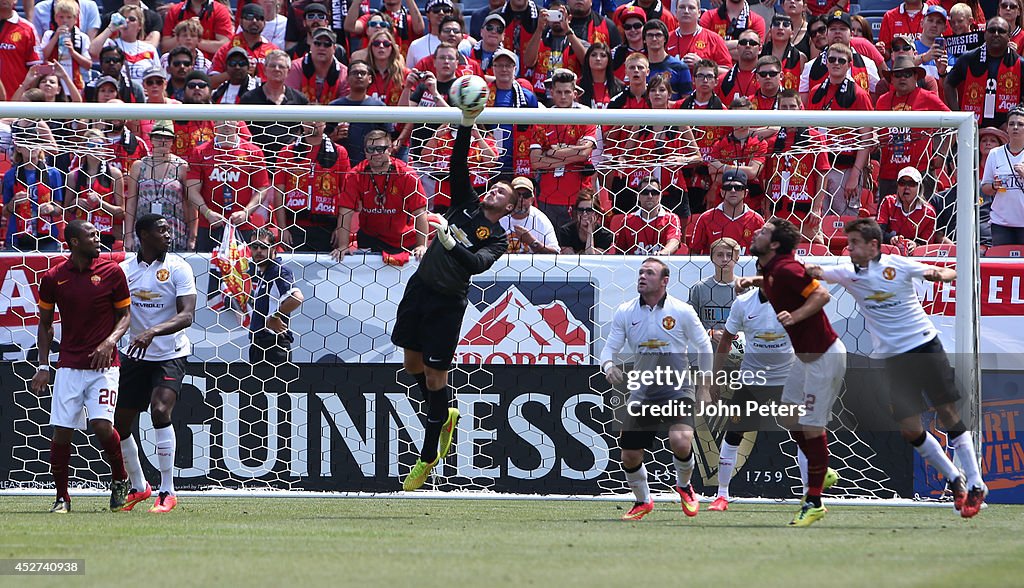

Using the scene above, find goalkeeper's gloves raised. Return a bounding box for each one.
[428,215,457,250]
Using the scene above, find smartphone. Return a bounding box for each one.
[546,9,563,22]
[936,36,946,49]
[37,64,53,76]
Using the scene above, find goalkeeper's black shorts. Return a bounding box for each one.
[391,273,469,371]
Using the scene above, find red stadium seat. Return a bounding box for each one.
[984,245,1024,258]
[795,243,832,256]
[821,215,856,254]
[915,244,956,257]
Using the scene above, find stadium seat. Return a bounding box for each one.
[984,244,1024,258]
[795,243,832,256]
[821,215,856,254]
[915,244,956,257]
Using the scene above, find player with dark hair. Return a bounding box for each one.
[601,257,712,521]
[394,104,520,492]
[738,218,847,526]
[31,219,133,514]
[116,213,197,514]
[807,218,987,517]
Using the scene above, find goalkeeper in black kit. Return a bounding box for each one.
[392,104,520,491]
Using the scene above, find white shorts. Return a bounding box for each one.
[781,339,847,428]
[49,367,120,430]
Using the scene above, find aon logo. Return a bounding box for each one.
[209,168,241,182]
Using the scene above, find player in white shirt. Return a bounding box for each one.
[115,214,197,514]
[808,218,986,518]
[600,258,712,521]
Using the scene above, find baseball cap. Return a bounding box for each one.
[615,5,647,27]
[240,2,265,19]
[483,13,506,27]
[980,127,1009,144]
[826,9,852,29]
[303,2,327,16]
[94,75,118,88]
[722,168,749,187]
[141,66,167,80]
[150,120,175,138]
[425,0,454,11]
[312,28,337,43]
[511,177,535,195]
[492,48,519,71]
[923,4,948,21]
[897,166,923,184]
[226,46,249,60]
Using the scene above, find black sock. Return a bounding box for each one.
[624,463,642,474]
[419,386,450,463]
[413,372,429,408]
[946,420,967,440]
[909,432,927,447]
[724,430,745,446]
[806,495,822,508]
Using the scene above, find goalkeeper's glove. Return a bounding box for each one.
[428,215,457,250]
[461,107,484,127]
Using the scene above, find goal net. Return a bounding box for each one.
[0,103,980,501]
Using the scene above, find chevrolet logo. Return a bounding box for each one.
[132,289,161,301]
[865,291,896,302]
[638,339,669,349]
[754,332,787,342]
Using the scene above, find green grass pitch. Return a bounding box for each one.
[1,497,1022,587]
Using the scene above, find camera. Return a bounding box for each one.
[546,9,563,22]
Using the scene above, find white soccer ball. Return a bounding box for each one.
[728,332,746,364]
[449,75,489,113]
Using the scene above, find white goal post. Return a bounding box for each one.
[0,102,981,499]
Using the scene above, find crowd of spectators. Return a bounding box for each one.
[0,0,1022,256]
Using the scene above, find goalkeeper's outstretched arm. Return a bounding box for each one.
[449,123,476,211]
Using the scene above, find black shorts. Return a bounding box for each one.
[618,397,695,451]
[884,336,961,421]
[724,384,784,431]
[118,355,187,412]
[391,274,469,370]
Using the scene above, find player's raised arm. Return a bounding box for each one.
[448,123,477,211]
[922,265,956,283]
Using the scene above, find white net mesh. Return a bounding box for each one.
[0,105,979,500]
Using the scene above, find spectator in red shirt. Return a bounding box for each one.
[762,12,806,91]
[209,3,281,88]
[679,59,729,216]
[613,176,683,254]
[875,55,950,200]
[286,28,349,105]
[529,68,597,229]
[334,130,428,262]
[609,5,646,80]
[877,166,946,250]
[708,96,768,211]
[667,0,732,73]
[717,29,760,103]
[749,55,783,109]
[689,168,765,254]
[345,0,425,58]
[160,0,233,59]
[613,0,677,34]
[0,0,41,99]
[699,0,766,54]
[877,0,926,57]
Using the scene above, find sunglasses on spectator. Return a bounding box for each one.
[695,72,717,81]
[622,21,644,30]
[429,6,453,13]
[638,189,659,195]
[186,81,209,89]
[305,12,327,19]
[371,40,393,49]
[368,20,391,28]
[313,39,334,47]
[575,206,597,213]
[897,179,919,186]
[242,14,265,21]
[227,59,249,67]
[756,70,780,78]
[171,60,192,67]
[103,57,124,64]
[827,55,849,65]
[892,70,916,78]
[441,26,461,34]
[737,38,760,46]
[349,69,371,76]
[810,27,826,36]
[144,77,165,85]
[250,243,273,250]
[892,43,912,51]
[1000,2,1019,8]
[723,184,746,192]
[484,23,504,33]
[365,145,389,154]
[772,19,792,27]
[987,26,1010,34]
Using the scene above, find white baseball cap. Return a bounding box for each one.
[897,166,923,184]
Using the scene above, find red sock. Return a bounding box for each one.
[791,430,807,452]
[99,428,128,481]
[50,441,71,502]
[804,430,830,497]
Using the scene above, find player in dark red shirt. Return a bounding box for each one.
[31,220,133,514]
[739,217,846,527]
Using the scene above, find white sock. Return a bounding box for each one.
[120,436,147,491]
[674,452,695,489]
[625,464,651,504]
[913,432,961,482]
[797,447,808,495]
[949,432,984,489]
[155,424,176,495]
[718,441,739,499]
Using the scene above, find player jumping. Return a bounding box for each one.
[807,218,986,517]
[738,218,847,527]
[116,214,197,513]
[601,258,712,521]
[31,220,133,513]
[393,102,520,491]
